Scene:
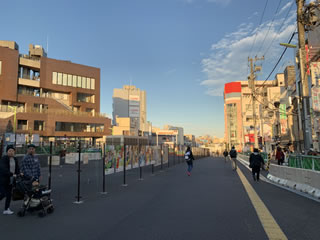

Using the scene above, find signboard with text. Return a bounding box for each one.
[312,86,320,112]
[129,95,140,106]
[129,106,140,117]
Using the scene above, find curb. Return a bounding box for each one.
[237,156,320,203]
[266,174,320,200]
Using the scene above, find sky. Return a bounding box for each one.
[0,0,301,138]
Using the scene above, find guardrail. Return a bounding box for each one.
[288,154,320,171]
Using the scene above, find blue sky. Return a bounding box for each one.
[0,0,299,137]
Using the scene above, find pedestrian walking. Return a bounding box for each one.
[223,149,228,163]
[249,148,264,182]
[184,147,194,176]
[229,146,237,170]
[0,145,19,215]
[275,147,284,165]
[21,144,41,186]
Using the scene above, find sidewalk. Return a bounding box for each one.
[1,157,319,240]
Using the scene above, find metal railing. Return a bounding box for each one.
[19,54,40,61]
[0,105,25,113]
[288,154,320,171]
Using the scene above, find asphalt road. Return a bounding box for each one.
[0,156,319,240]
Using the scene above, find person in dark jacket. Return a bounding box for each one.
[229,146,237,170]
[21,144,41,185]
[275,147,284,165]
[223,149,228,163]
[185,147,194,176]
[249,148,265,182]
[0,145,19,214]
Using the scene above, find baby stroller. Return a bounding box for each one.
[13,176,54,217]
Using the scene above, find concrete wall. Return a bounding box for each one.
[0,45,19,102]
[268,164,320,190]
[238,153,320,199]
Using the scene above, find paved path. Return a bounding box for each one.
[0,157,319,240]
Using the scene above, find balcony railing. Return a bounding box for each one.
[19,54,40,61]
[0,105,25,113]
[0,104,108,119]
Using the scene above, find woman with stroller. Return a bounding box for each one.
[0,145,19,215]
[185,147,194,176]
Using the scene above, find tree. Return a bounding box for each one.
[6,120,14,133]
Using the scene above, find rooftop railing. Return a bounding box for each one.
[19,54,40,61]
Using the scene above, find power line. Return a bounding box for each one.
[263,1,295,58]
[256,30,296,91]
[257,0,283,56]
[248,0,269,59]
[253,95,298,116]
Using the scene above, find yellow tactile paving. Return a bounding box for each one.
[237,167,288,240]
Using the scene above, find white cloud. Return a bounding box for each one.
[278,2,293,16]
[201,10,297,97]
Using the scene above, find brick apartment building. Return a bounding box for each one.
[0,40,111,143]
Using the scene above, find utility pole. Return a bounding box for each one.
[296,0,312,151]
[248,56,264,149]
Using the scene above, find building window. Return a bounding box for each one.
[73,106,80,112]
[57,73,63,85]
[82,77,86,89]
[68,74,72,86]
[77,93,95,103]
[17,120,28,130]
[55,122,104,132]
[33,104,48,113]
[18,86,40,97]
[73,75,77,87]
[34,120,45,131]
[51,71,95,90]
[86,77,90,89]
[52,72,57,84]
[63,73,67,86]
[91,78,95,90]
[86,108,94,116]
[77,76,82,88]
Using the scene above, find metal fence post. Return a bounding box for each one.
[167,145,170,168]
[48,141,53,189]
[74,140,83,204]
[139,141,143,180]
[123,144,128,186]
[160,144,163,171]
[312,157,315,171]
[173,144,176,165]
[101,142,107,194]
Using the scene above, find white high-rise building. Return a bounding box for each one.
[112,85,148,135]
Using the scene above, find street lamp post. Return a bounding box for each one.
[280,42,306,152]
